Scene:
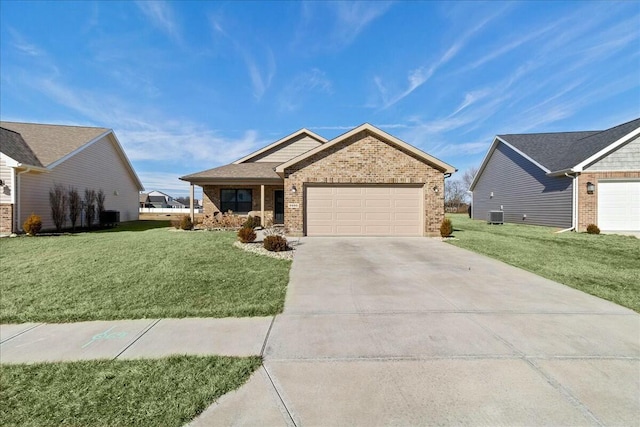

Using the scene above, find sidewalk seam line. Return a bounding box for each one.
[262,364,297,427]
[260,316,276,358]
[0,323,44,344]
[112,319,161,360]
[464,314,606,427]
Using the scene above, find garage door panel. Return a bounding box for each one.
[336,199,363,208]
[336,187,363,196]
[394,199,420,208]
[307,186,423,236]
[366,212,392,221]
[598,181,640,231]
[366,199,392,208]
[336,212,363,221]
[394,212,421,221]
[365,187,391,196]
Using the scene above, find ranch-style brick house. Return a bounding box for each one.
[470,117,640,232]
[180,123,456,236]
[0,121,143,234]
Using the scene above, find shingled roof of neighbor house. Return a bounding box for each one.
[180,162,282,181]
[0,127,44,167]
[499,117,640,172]
[0,121,110,167]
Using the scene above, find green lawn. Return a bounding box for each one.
[0,221,291,323]
[1,355,261,427]
[446,214,640,312]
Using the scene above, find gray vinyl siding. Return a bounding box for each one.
[472,143,573,228]
[251,135,322,162]
[584,136,640,171]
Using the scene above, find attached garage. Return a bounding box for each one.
[306,185,423,236]
[597,180,640,231]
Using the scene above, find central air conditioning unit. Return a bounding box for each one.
[488,210,504,224]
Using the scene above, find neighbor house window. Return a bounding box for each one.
[220,189,252,213]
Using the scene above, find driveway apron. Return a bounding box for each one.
[194,237,639,426]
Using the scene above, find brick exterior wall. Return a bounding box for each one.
[577,171,640,231]
[202,184,282,224]
[0,203,13,234]
[283,131,445,236]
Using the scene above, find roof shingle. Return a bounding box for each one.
[180,162,282,181]
[498,117,640,172]
[0,121,110,167]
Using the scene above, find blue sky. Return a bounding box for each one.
[1,1,639,197]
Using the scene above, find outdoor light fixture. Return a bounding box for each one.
[0,179,4,186]
[586,182,595,194]
[433,186,439,193]
[291,185,297,193]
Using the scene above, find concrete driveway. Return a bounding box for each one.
[192,238,640,426]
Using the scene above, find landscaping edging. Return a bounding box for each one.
[233,241,294,261]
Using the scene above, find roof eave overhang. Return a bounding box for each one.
[179,177,283,186]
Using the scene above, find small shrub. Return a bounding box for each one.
[23,213,42,236]
[243,215,260,229]
[264,235,289,252]
[440,218,453,237]
[586,224,600,234]
[237,226,257,243]
[178,215,194,230]
[68,187,81,231]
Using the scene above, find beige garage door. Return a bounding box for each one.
[306,186,423,236]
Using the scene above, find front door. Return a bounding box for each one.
[274,190,284,224]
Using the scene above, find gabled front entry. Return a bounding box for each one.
[274,190,284,224]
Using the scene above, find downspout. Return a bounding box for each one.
[556,172,577,233]
[15,167,32,233]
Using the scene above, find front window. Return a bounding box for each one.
[220,189,252,213]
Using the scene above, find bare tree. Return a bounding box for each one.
[461,166,479,191]
[68,187,81,231]
[84,188,96,229]
[444,179,467,213]
[49,183,68,232]
[97,189,106,213]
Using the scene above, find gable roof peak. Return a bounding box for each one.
[233,128,327,164]
[275,122,456,174]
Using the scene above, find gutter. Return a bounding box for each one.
[556,172,577,233]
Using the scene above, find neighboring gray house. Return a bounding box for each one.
[471,117,640,232]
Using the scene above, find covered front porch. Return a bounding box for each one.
[180,162,285,227]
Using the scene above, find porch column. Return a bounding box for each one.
[260,184,265,226]
[189,184,195,222]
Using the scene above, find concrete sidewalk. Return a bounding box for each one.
[0,317,273,364]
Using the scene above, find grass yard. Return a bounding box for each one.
[0,221,291,323]
[446,214,640,312]
[0,355,261,427]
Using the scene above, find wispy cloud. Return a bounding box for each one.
[278,68,332,111]
[244,48,276,101]
[329,2,393,48]
[294,2,392,52]
[210,16,276,101]
[8,28,44,57]
[33,77,266,167]
[375,6,509,110]
[136,1,180,41]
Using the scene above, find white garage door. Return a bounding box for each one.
[306,186,423,236]
[597,180,640,231]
